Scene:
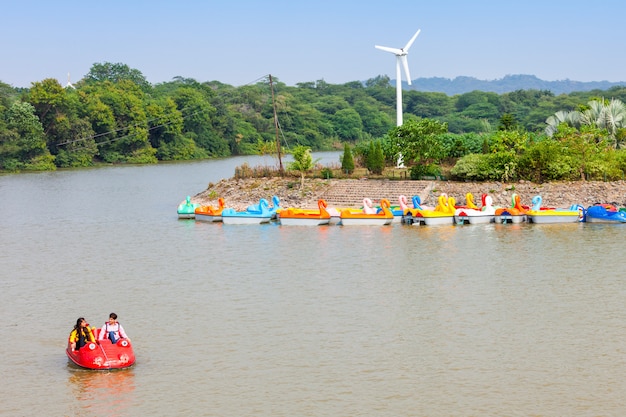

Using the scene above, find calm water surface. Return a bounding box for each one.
[1,153,626,416]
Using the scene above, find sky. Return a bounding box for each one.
[2,0,625,88]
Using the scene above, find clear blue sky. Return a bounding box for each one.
[2,0,625,88]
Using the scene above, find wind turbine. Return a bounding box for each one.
[375,29,420,126]
[65,72,75,89]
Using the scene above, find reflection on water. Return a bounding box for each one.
[66,368,135,417]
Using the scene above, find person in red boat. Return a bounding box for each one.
[98,312,130,344]
[68,317,95,351]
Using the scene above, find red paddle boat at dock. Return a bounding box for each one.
[66,327,135,370]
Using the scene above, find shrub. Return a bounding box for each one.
[234,162,282,179]
[450,151,518,182]
[320,167,334,178]
[450,154,487,181]
[410,163,440,179]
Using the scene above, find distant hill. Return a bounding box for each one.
[400,74,626,95]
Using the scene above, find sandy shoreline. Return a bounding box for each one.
[189,177,626,210]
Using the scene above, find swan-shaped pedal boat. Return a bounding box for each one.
[340,198,393,226]
[247,195,281,219]
[324,207,343,225]
[454,194,496,224]
[221,198,275,225]
[398,195,428,224]
[278,199,331,226]
[404,194,456,226]
[385,195,419,223]
[584,204,626,223]
[194,197,226,222]
[177,196,199,219]
[330,198,376,225]
[494,194,527,224]
[66,328,135,370]
[526,195,584,224]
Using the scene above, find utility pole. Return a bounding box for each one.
[269,74,284,173]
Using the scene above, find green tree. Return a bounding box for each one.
[146,98,183,148]
[389,119,448,168]
[0,102,55,170]
[373,140,385,174]
[333,108,363,141]
[156,133,208,161]
[52,116,98,167]
[25,78,99,167]
[366,140,384,174]
[365,141,376,173]
[341,143,355,174]
[405,91,454,118]
[27,78,67,134]
[488,130,530,154]
[288,145,317,188]
[498,113,518,131]
[365,75,391,88]
[83,80,156,163]
[455,91,500,111]
[84,62,150,90]
[312,96,350,114]
[171,86,228,156]
[353,98,394,137]
[459,102,500,120]
[0,81,19,110]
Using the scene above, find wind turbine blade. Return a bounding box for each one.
[375,45,402,54]
[403,29,421,51]
[400,56,412,85]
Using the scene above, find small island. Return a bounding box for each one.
[191,177,626,211]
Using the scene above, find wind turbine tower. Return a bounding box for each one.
[65,72,75,89]
[375,29,420,126]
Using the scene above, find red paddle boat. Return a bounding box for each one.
[66,328,135,370]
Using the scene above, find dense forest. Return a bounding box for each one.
[2,62,626,182]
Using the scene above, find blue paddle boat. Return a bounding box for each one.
[221,198,276,224]
[246,195,281,219]
[584,204,626,223]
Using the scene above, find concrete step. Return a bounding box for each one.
[319,179,436,207]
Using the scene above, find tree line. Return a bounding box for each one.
[1,61,626,182]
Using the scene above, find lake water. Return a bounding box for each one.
[1,152,626,416]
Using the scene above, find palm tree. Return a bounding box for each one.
[579,99,605,127]
[580,98,626,146]
[546,98,626,147]
[602,98,626,145]
[545,110,580,137]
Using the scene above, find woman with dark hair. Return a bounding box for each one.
[68,317,95,351]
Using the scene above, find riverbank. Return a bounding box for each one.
[191,177,626,210]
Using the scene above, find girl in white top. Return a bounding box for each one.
[99,312,130,344]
